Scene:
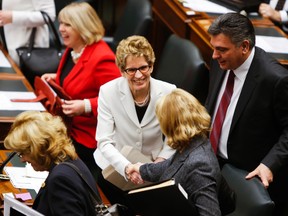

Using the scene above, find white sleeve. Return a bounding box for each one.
[96,87,130,177]
[279,10,288,22]
[12,0,56,26]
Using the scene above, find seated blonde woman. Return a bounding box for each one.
[4,111,99,215]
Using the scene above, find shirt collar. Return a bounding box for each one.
[233,47,255,82]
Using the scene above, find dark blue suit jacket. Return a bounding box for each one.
[33,158,98,216]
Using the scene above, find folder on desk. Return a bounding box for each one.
[126,178,198,216]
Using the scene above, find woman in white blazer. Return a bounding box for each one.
[0,0,55,65]
[94,35,176,209]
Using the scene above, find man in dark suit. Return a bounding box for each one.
[206,12,288,216]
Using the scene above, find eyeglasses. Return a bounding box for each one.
[17,152,23,158]
[123,65,151,75]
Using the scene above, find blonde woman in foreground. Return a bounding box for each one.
[126,89,235,216]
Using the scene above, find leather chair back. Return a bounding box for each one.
[106,0,152,52]
[154,34,209,105]
[222,164,275,216]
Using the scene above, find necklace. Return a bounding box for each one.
[134,91,150,107]
[71,46,85,60]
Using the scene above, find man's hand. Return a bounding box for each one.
[259,3,281,22]
[245,163,273,188]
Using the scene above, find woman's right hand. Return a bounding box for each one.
[41,73,56,81]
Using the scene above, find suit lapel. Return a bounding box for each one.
[208,53,259,135]
[61,45,93,86]
[141,78,160,127]
[119,78,162,127]
[119,78,140,127]
[230,49,260,133]
[207,61,226,114]
[230,61,258,132]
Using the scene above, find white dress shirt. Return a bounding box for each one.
[212,48,255,159]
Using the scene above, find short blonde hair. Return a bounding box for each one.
[58,2,105,45]
[115,35,155,71]
[156,89,211,152]
[4,111,77,170]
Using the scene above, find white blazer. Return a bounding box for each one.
[94,77,176,177]
[2,0,56,64]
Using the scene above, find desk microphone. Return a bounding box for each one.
[0,151,16,180]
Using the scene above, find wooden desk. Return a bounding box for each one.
[0,150,34,211]
[0,46,111,206]
[0,46,34,145]
[152,0,288,67]
[152,0,206,62]
[0,150,110,212]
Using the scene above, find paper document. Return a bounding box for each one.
[0,91,45,111]
[0,50,11,67]
[4,163,48,193]
[183,0,235,14]
[256,35,288,54]
[14,192,32,201]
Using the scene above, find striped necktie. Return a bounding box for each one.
[210,70,235,153]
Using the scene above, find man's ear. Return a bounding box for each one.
[241,40,250,54]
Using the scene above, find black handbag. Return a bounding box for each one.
[61,162,129,216]
[16,11,64,87]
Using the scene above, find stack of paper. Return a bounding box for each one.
[4,163,48,193]
[183,0,235,14]
[255,36,288,54]
[0,91,45,111]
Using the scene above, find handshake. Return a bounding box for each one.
[125,157,165,185]
[125,163,144,185]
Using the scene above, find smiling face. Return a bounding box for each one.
[123,55,153,95]
[210,33,250,71]
[59,21,85,52]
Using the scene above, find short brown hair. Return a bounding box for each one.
[115,35,155,71]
